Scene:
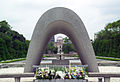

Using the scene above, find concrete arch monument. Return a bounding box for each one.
[24,7,99,72]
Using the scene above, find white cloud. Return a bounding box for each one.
[0,0,120,40]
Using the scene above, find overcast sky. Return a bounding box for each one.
[0,0,120,40]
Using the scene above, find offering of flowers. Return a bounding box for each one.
[35,65,87,80]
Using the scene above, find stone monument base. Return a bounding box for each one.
[52,60,69,65]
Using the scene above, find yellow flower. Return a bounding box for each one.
[81,70,83,73]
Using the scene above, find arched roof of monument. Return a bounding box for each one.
[24,7,99,73]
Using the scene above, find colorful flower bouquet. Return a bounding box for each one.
[35,65,88,80]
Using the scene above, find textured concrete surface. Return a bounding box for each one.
[24,7,98,72]
[52,60,69,65]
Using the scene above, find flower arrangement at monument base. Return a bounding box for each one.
[34,65,88,82]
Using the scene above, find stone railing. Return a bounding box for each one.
[0,73,34,82]
[88,72,120,82]
[0,73,88,82]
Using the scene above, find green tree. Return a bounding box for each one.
[0,20,30,61]
[45,42,58,54]
[62,37,76,54]
[93,19,120,58]
[0,20,11,33]
[0,38,10,60]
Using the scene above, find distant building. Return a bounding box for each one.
[94,33,97,40]
[54,36,64,54]
[49,36,55,42]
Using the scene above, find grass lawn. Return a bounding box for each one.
[0,56,120,63]
[0,58,26,63]
[96,56,120,61]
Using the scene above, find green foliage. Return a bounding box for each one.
[0,20,30,61]
[62,37,76,54]
[45,42,58,54]
[0,58,26,63]
[0,38,6,61]
[93,19,120,58]
[0,20,11,33]
[96,57,120,61]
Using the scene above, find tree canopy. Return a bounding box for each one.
[45,42,58,54]
[92,19,120,58]
[0,20,30,61]
[62,37,76,54]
